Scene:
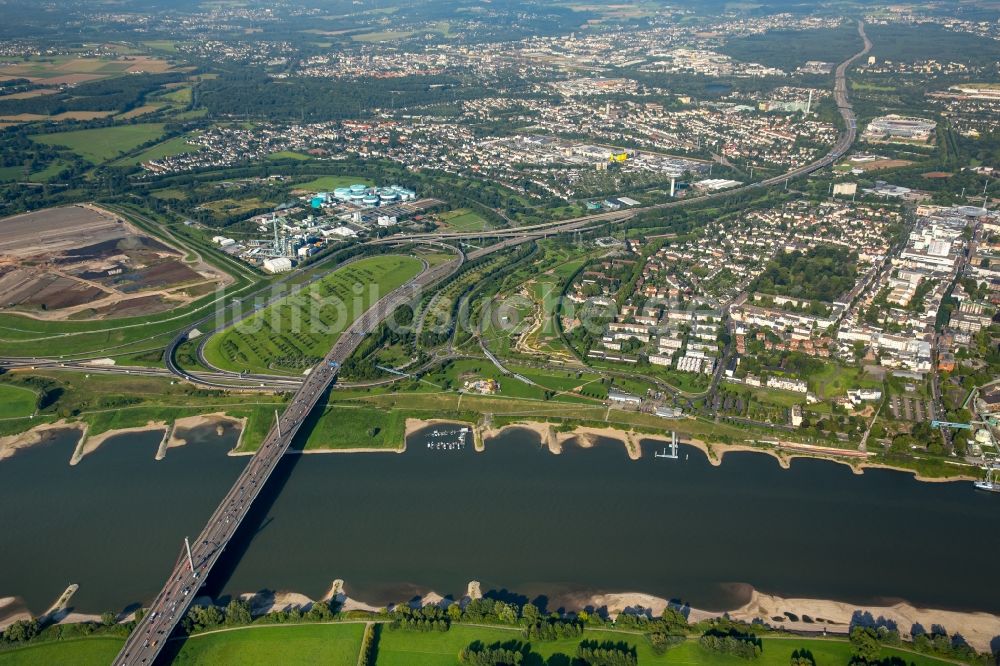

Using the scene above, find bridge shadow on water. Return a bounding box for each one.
[157,386,329,663]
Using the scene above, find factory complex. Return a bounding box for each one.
[211,183,438,273]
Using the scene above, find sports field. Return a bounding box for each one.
[202,255,423,375]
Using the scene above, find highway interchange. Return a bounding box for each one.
[108,21,872,664]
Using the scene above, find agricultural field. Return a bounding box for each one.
[30,124,167,163]
[0,111,114,124]
[203,255,424,375]
[0,54,175,86]
[116,104,164,120]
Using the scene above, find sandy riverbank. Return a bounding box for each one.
[0,420,85,462]
[479,421,644,460]
[91,581,1000,654]
[0,414,978,483]
[0,595,100,632]
[167,412,246,450]
[403,417,977,484]
[5,574,998,653]
[585,589,1000,653]
[70,421,166,465]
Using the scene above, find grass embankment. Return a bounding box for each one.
[0,636,123,665]
[297,404,407,452]
[327,388,751,444]
[172,623,364,664]
[292,175,373,191]
[0,385,37,419]
[0,624,958,666]
[203,255,423,376]
[0,370,285,446]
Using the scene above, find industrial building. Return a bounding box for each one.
[262,257,293,274]
[321,184,417,208]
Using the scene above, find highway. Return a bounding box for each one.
[6,24,868,393]
[113,253,462,666]
[112,23,873,665]
[386,21,871,246]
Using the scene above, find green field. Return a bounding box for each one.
[151,187,190,200]
[809,363,884,400]
[269,151,312,161]
[375,625,954,666]
[203,255,424,375]
[293,175,373,191]
[173,623,365,665]
[161,86,192,104]
[30,124,167,163]
[438,208,489,232]
[0,623,961,666]
[116,135,201,165]
[298,404,407,451]
[0,384,37,419]
[352,30,417,42]
[198,197,274,218]
[0,637,122,666]
[0,159,72,183]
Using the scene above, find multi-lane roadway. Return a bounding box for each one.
[113,252,463,665]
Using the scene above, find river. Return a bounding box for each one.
[1,423,998,618]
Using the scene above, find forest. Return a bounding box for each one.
[749,244,859,303]
[0,73,186,116]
